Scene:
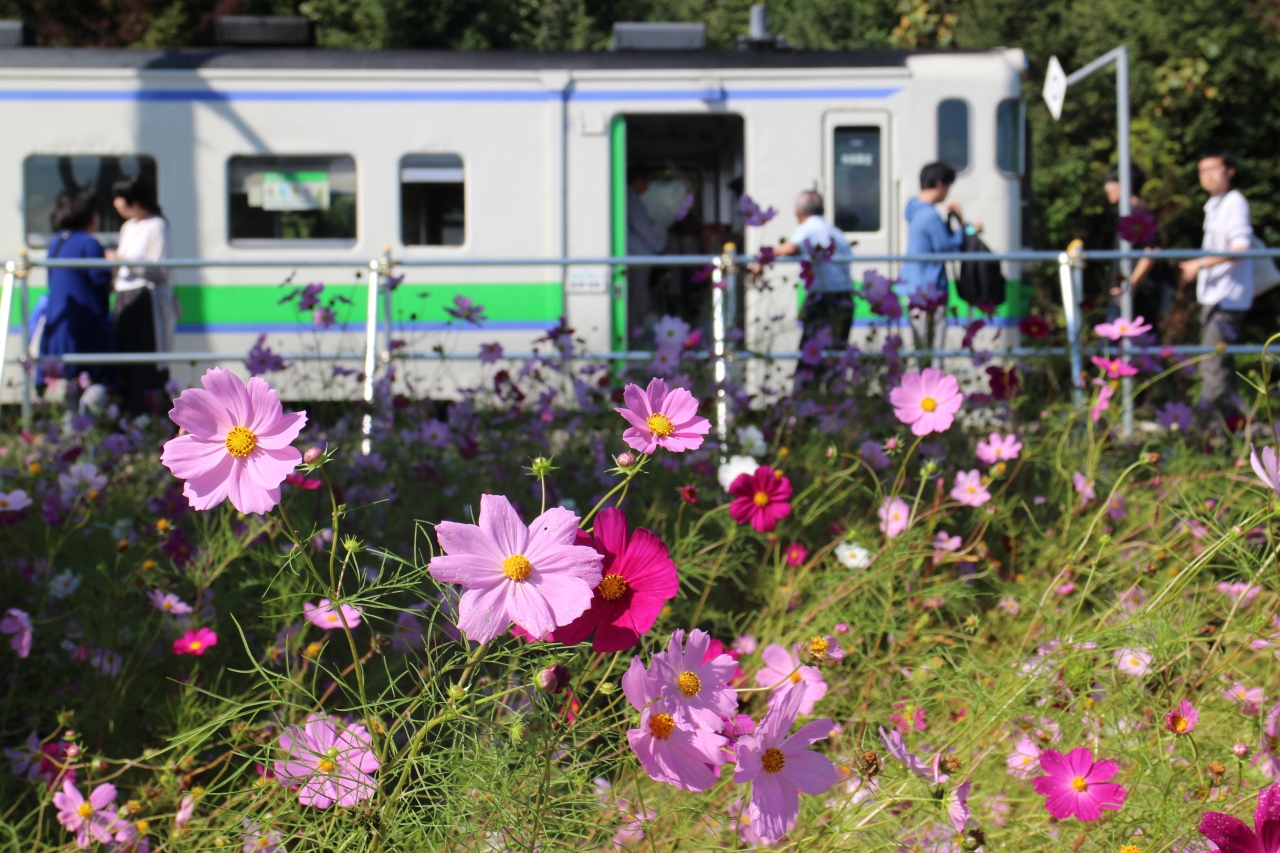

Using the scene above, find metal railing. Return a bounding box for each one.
[5,244,1280,446]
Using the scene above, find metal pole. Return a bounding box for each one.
[1115,45,1134,438]
[378,247,394,366]
[361,256,381,455]
[711,247,730,463]
[0,262,14,424]
[17,252,31,428]
[1058,243,1086,406]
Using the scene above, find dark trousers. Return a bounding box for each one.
[113,288,169,415]
[795,291,854,392]
[1199,304,1246,410]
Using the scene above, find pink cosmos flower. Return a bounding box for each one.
[53,779,119,849]
[889,368,964,436]
[622,657,727,792]
[1091,382,1115,422]
[1114,648,1152,677]
[784,543,808,566]
[1258,702,1280,779]
[1166,699,1199,735]
[1251,445,1280,497]
[728,466,793,533]
[1,608,32,658]
[1218,582,1262,606]
[879,726,949,783]
[652,629,738,731]
[303,599,364,631]
[0,489,31,512]
[615,378,711,454]
[946,779,972,831]
[174,794,196,828]
[889,701,927,734]
[161,368,307,515]
[1094,315,1153,340]
[547,508,678,654]
[1091,355,1139,378]
[1224,682,1265,713]
[1032,747,1127,821]
[274,714,380,808]
[950,470,991,507]
[733,684,838,843]
[878,496,910,538]
[147,590,193,615]
[173,626,217,656]
[975,433,1022,465]
[1006,736,1042,779]
[428,494,603,643]
[1198,782,1280,853]
[1073,472,1096,506]
[242,819,282,853]
[755,643,827,715]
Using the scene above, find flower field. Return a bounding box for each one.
[2,305,1280,853]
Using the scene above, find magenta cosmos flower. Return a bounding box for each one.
[53,779,119,849]
[889,368,963,436]
[1199,782,1280,853]
[622,657,727,792]
[651,628,738,731]
[1032,746,1127,821]
[950,470,991,507]
[429,494,603,643]
[1094,315,1153,340]
[878,496,910,539]
[975,433,1022,465]
[161,368,307,515]
[553,508,679,654]
[728,467,793,533]
[733,684,838,843]
[1091,355,1139,378]
[274,714,380,809]
[755,643,827,716]
[615,378,710,455]
[1166,699,1199,735]
[303,599,364,630]
[173,627,217,656]
[2,608,32,658]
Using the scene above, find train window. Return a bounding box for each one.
[400,154,465,246]
[832,127,881,233]
[937,99,970,172]
[997,99,1025,176]
[227,155,356,244]
[23,155,158,248]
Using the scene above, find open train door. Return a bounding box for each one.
[822,111,893,311]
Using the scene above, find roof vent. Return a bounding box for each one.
[612,22,706,51]
[214,15,315,48]
[0,20,30,47]
[737,4,789,51]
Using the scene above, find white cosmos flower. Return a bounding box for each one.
[834,540,873,570]
[717,455,759,492]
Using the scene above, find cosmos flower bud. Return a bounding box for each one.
[65,744,81,759]
[598,680,618,695]
[616,451,637,468]
[528,456,556,478]
[447,683,467,700]
[535,663,570,694]
[1232,742,1251,759]
[303,446,322,464]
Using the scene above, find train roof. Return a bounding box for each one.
[0,46,1011,72]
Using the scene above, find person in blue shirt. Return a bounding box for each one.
[40,190,115,401]
[902,162,982,306]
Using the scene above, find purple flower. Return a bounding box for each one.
[1118,208,1158,244]
[651,629,738,731]
[1158,402,1195,431]
[859,440,890,471]
[908,281,947,314]
[738,194,777,227]
[273,714,379,809]
[244,334,287,377]
[294,283,324,311]
[444,295,487,326]
[478,342,504,364]
[241,819,282,853]
[146,590,192,616]
[800,328,833,366]
[622,657,727,792]
[879,726,949,783]
[53,779,119,848]
[755,643,826,715]
[1073,472,1096,506]
[1,608,32,658]
[312,306,336,329]
[1251,445,1280,497]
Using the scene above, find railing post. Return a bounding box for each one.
[1058,241,1086,407]
[1,257,16,425]
[378,246,394,366]
[712,242,737,463]
[11,251,32,428]
[361,254,383,455]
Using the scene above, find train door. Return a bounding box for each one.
[823,111,893,295]
[610,113,744,350]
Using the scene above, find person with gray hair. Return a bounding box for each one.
[770,190,855,371]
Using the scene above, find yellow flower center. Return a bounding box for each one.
[28,463,40,474]
[135,820,150,834]
[1173,716,1188,733]
[762,747,787,773]
[1071,776,1088,792]
[257,838,270,849]
[920,397,938,412]
[318,758,336,773]
[143,560,157,571]
[753,491,770,507]
[790,671,803,684]
[77,802,95,818]
[502,554,533,581]
[0,500,8,508]
[224,426,257,458]
[188,640,203,651]
[677,671,701,697]
[648,713,675,739]
[1119,846,1142,853]
[646,413,675,437]
[598,574,628,601]
[809,636,829,659]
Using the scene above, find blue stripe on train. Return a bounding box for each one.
[0,87,901,103]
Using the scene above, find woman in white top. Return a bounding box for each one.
[106,174,174,413]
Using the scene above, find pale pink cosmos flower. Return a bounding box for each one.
[950,470,991,507]
[1217,582,1261,606]
[1256,701,1280,779]
[889,368,964,436]
[622,657,727,792]
[879,726,949,783]
[934,531,962,552]
[303,599,363,631]
[53,779,119,849]
[1073,472,1096,506]
[755,643,827,715]
[1091,355,1139,378]
[733,684,838,844]
[1115,648,1152,678]
[975,433,1022,465]
[1250,445,1280,496]
[1091,381,1115,423]
[161,368,307,515]
[1032,746,1127,821]
[428,494,603,643]
[241,819,282,853]
[274,714,379,809]
[147,590,193,615]
[945,779,972,832]
[1,608,32,658]
[1224,682,1264,713]
[651,629,738,732]
[878,496,910,539]
[1006,736,1042,779]
[1094,315,1153,340]
[1166,699,1199,735]
[615,378,711,454]
[997,596,1021,616]
[174,794,196,829]
[0,489,32,512]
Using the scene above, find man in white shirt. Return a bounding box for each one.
[626,167,667,341]
[1179,150,1253,410]
[775,191,854,348]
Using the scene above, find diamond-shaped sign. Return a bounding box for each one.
[1043,55,1067,121]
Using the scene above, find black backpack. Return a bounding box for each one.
[948,212,1006,309]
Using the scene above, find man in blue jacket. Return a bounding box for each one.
[901,162,981,312]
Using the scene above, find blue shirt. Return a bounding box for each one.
[788,215,853,293]
[41,230,115,382]
[902,198,964,294]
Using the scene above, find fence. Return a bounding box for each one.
[4,245,1280,447]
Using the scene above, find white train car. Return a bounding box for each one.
[0,44,1028,398]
